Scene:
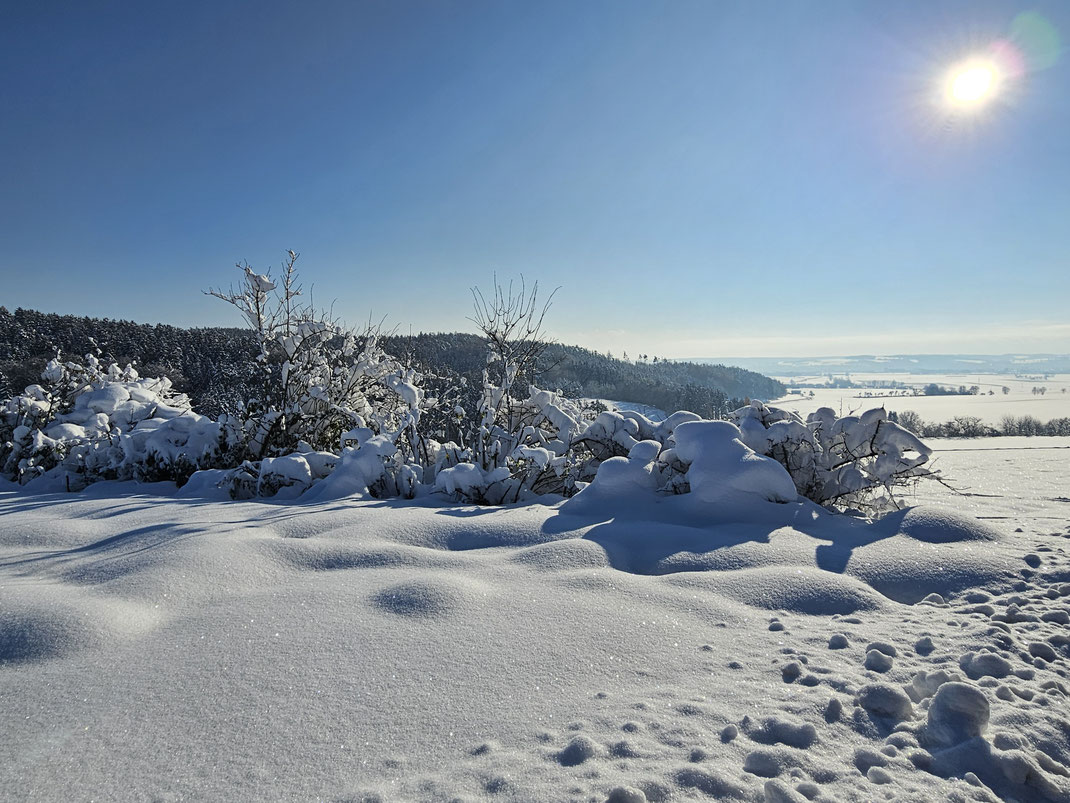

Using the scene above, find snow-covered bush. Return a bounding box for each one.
[729,400,937,514]
[435,385,589,503]
[566,419,798,518]
[431,286,940,515]
[1,354,229,488]
[206,252,434,494]
[557,402,939,517]
[214,442,339,499]
[433,278,573,504]
[0,261,942,516]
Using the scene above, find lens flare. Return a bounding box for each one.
[1011,11,1061,71]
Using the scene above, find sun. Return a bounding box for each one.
[946,59,1000,109]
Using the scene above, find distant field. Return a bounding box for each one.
[912,435,1070,518]
[768,372,1070,425]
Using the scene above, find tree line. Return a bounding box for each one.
[891,410,1070,438]
[0,306,784,423]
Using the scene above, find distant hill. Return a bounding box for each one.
[686,354,1070,377]
[384,333,783,418]
[0,307,784,421]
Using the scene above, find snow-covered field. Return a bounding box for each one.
[2,439,1069,802]
[772,373,1070,426]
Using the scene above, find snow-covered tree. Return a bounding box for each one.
[206,252,433,497]
[434,277,569,504]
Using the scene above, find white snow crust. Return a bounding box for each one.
[1,439,1069,801]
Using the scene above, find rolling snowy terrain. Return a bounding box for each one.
[2,438,1068,802]
[771,374,1070,429]
[698,356,1070,378]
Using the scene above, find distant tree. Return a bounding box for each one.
[893,410,924,435]
[1019,415,1043,435]
[945,415,987,438]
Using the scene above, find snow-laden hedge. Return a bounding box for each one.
[1,354,937,516]
[1,259,939,515]
[0,356,230,488]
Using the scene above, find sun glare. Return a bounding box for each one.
[946,60,999,108]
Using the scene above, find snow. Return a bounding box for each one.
[600,399,670,423]
[771,372,1070,427]
[243,265,276,292]
[6,368,225,490]
[2,439,1069,801]
[673,420,798,506]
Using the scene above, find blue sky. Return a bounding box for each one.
[2,1,1067,358]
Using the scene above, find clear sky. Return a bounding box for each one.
[2,1,1067,358]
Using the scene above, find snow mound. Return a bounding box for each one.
[744,715,819,748]
[556,734,603,766]
[0,587,158,664]
[924,682,990,746]
[845,524,1014,604]
[856,683,914,720]
[267,540,463,573]
[509,539,610,571]
[370,577,482,618]
[669,566,888,615]
[673,420,797,506]
[0,601,97,663]
[892,507,1003,543]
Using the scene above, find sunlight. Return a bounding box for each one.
[946,59,999,109]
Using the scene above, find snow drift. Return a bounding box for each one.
[3,439,1068,801]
